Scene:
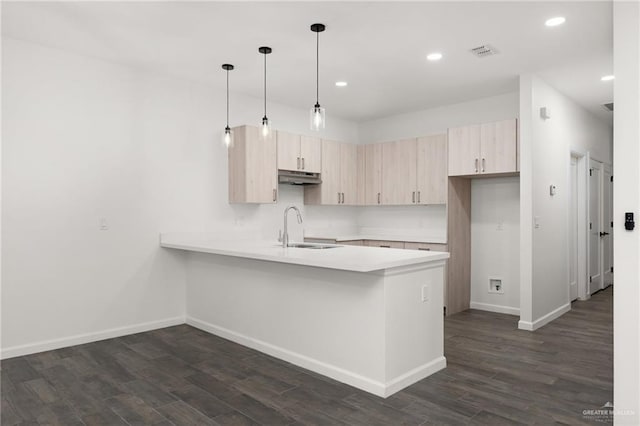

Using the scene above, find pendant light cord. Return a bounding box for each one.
[264,52,267,117]
[226,69,230,127]
[316,31,319,105]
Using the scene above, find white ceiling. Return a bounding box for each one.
[2,1,613,124]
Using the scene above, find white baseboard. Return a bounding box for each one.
[383,357,447,397]
[518,302,571,331]
[470,302,520,316]
[187,316,443,398]
[1,316,186,359]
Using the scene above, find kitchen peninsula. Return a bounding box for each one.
[160,233,448,397]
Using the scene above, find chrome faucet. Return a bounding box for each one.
[279,205,303,248]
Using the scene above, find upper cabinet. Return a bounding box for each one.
[378,135,447,205]
[382,139,418,205]
[304,140,358,205]
[417,134,448,204]
[364,143,383,205]
[276,131,321,173]
[229,125,278,204]
[448,118,518,177]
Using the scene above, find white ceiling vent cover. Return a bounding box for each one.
[470,44,499,58]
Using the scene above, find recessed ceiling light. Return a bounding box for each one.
[601,75,615,82]
[335,81,348,87]
[427,52,443,61]
[545,17,566,27]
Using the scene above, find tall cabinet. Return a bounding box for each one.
[228,125,278,204]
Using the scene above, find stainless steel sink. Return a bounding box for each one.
[286,243,341,249]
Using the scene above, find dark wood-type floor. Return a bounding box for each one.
[1,287,613,425]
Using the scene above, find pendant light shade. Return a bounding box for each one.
[222,64,234,148]
[259,46,273,140]
[310,23,326,131]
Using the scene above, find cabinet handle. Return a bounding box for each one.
[482,158,486,172]
[418,248,431,251]
[412,191,416,203]
[380,245,391,248]
[378,192,381,204]
[338,192,341,204]
[273,188,277,202]
[475,158,478,173]
[302,157,305,170]
[341,192,345,204]
[297,157,300,169]
[417,191,421,203]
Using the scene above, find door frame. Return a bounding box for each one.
[602,163,614,287]
[588,158,604,294]
[569,150,590,301]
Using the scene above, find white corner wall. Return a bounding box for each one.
[470,177,520,315]
[1,38,359,358]
[518,74,612,331]
[613,1,640,423]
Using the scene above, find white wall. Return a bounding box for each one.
[1,37,359,357]
[518,74,612,330]
[470,177,520,315]
[358,92,519,143]
[613,1,640,423]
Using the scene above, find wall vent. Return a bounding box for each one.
[602,102,614,112]
[469,44,499,58]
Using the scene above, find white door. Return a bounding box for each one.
[589,159,603,294]
[602,165,614,287]
[569,156,579,301]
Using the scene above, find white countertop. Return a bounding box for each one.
[304,233,447,245]
[160,233,449,273]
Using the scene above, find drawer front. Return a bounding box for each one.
[365,240,405,249]
[340,240,364,246]
[404,242,447,252]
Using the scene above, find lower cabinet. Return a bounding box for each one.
[365,240,405,249]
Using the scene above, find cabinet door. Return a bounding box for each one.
[382,139,417,205]
[321,140,342,204]
[277,131,301,171]
[244,126,278,203]
[300,135,322,173]
[448,125,480,176]
[480,119,517,174]
[340,143,358,205]
[364,143,383,205]
[417,134,447,204]
[356,145,366,205]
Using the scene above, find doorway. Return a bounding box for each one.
[569,153,588,301]
[588,159,614,295]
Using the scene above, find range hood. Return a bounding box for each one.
[278,170,322,185]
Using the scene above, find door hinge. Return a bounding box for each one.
[590,169,593,176]
[610,176,613,182]
[590,276,593,283]
[590,222,593,230]
[611,221,614,228]
[611,266,613,273]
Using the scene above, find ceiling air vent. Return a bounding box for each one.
[470,44,499,58]
[602,102,614,112]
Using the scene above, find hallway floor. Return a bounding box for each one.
[1,287,613,425]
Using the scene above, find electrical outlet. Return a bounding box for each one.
[489,278,504,294]
[422,284,430,302]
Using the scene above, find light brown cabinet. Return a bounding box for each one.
[382,139,418,205]
[228,125,277,204]
[304,140,358,205]
[448,118,517,177]
[276,131,321,173]
[365,240,406,249]
[364,143,383,205]
[417,134,448,204]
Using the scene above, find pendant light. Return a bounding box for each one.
[221,63,234,147]
[258,46,273,140]
[310,23,326,131]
